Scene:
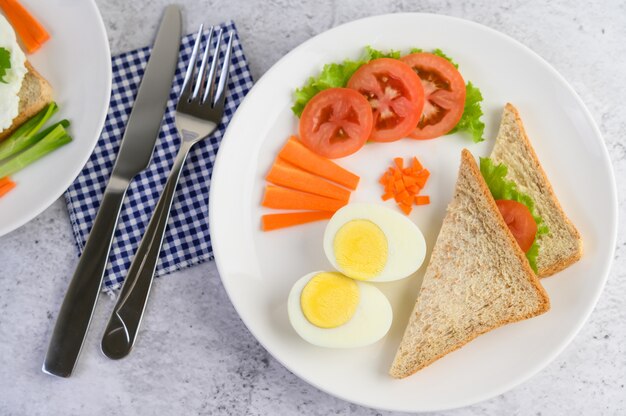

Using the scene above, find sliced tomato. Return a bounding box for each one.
[495,199,538,253]
[298,88,373,159]
[347,58,424,142]
[400,53,466,140]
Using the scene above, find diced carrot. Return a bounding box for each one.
[0,0,50,53]
[261,211,334,231]
[399,203,412,215]
[403,175,418,187]
[381,192,393,201]
[406,184,421,194]
[278,137,359,190]
[415,169,430,187]
[411,156,423,171]
[266,159,350,201]
[379,171,391,185]
[0,177,16,197]
[262,185,347,212]
[378,156,431,214]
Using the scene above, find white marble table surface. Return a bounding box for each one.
[1,0,625,414]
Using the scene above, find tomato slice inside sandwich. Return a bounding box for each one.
[299,88,374,159]
[495,199,538,253]
[401,53,466,140]
[347,58,424,142]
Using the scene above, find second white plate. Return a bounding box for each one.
[0,0,111,236]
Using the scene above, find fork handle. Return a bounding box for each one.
[101,142,193,359]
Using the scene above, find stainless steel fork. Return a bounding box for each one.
[100,25,233,359]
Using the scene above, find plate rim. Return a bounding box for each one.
[0,0,112,237]
[209,12,618,412]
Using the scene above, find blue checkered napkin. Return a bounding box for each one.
[64,21,254,290]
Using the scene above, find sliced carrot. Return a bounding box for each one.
[266,159,351,201]
[0,177,16,198]
[394,157,404,170]
[278,137,359,190]
[261,211,334,231]
[415,195,430,205]
[0,0,50,53]
[262,185,347,212]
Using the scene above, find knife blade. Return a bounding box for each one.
[42,5,182,378]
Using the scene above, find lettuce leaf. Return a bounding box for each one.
[362,46,401,60]
[479,157,549,273]
[432,48,458,68]
[447,82,485,142]
[0,48,10,84]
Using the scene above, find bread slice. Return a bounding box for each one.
[389,149,550,379]
[0,61,53,142]
[490,104,582,277]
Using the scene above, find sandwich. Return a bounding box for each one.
[389,149,550,378]
[0,14,53,142]
[390,104,583,377]
[488,103,582,277]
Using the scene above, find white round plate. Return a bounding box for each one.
[0,0,111,236]
[209,14,617,412]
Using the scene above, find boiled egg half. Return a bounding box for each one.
[323,203,426,282]
[287,271,392,348]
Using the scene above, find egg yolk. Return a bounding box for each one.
[333,219,388,280]
[300,272,359,328]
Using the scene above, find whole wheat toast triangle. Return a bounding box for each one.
[389,149,550,379]
[490,103,582,277]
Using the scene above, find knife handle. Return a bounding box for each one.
[43,177,129,377]
[101,143,192,359]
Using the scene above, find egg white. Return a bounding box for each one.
[287,271,392,348]
[323,203,426,282]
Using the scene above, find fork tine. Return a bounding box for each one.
[202,28,223,104]
[191,26,214,100]
[213,33,234,106]
[180,24,204,98]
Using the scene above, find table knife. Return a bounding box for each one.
[42,5,182,378]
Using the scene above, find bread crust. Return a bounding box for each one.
[0,61,53,142]
[501,103,582,277]
[389,150,550,379]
